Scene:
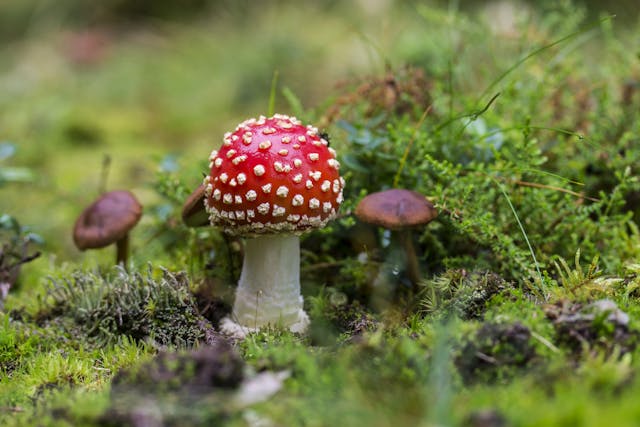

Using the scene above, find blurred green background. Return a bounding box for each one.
[0,0,638,264]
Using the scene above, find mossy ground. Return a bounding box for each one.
[2,1,640,426]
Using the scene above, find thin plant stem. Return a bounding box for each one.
[494,179,544,287]
[99,154,111,195]
[393,105,432,187]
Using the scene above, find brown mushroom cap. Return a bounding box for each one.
[354,189,437,229]
[73,190,142,250]
[181,184,208,227]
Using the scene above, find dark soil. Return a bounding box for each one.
[100,341,244,427]
[111,341,244,394]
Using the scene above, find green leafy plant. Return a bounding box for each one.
[0,214,41,304]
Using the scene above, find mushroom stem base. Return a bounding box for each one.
[219,309,309,339]
[224,234,308,335]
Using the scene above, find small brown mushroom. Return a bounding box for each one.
[355,189,437,292]
[73,190,142,265]
[181,184,208,227]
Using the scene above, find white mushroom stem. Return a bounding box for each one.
[221,234,309,336]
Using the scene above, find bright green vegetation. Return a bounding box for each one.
[2,1,640,426]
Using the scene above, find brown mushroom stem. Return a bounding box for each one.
[116,233,129,266]
[396,229,421,292]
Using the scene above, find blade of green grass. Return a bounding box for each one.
[393,105,432,187]
[268,70,279,116]
[282,86,305,120]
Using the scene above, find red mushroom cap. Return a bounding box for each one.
[204,114,345,236]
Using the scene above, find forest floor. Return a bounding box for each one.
[1,1,640,426]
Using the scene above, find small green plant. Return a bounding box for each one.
[576,348,634,394]
[552,250,606,299]
[0,214,41,305]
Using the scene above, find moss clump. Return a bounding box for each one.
[309,290,378,345]
[36,265,210,347]
[455,322,538,385]
[463,409,508,427]
[323,299,377,335]
[420,270,512,320]
[102,342,244,427]
[545,299,638,358]
[111,341,244,394]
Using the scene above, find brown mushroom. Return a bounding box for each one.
[355,189,437,292]
[73,190,142,265]
[181,184,208,227]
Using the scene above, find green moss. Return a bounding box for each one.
[0,314,37,374]
[455,321,538,385]
[36,265,209,347]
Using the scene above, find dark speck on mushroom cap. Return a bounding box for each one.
[73,190,142,250]
[355,189,437,229]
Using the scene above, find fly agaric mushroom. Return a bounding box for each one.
[204,114,344,336]
[73,190,142,265]
[355,189,437,292]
